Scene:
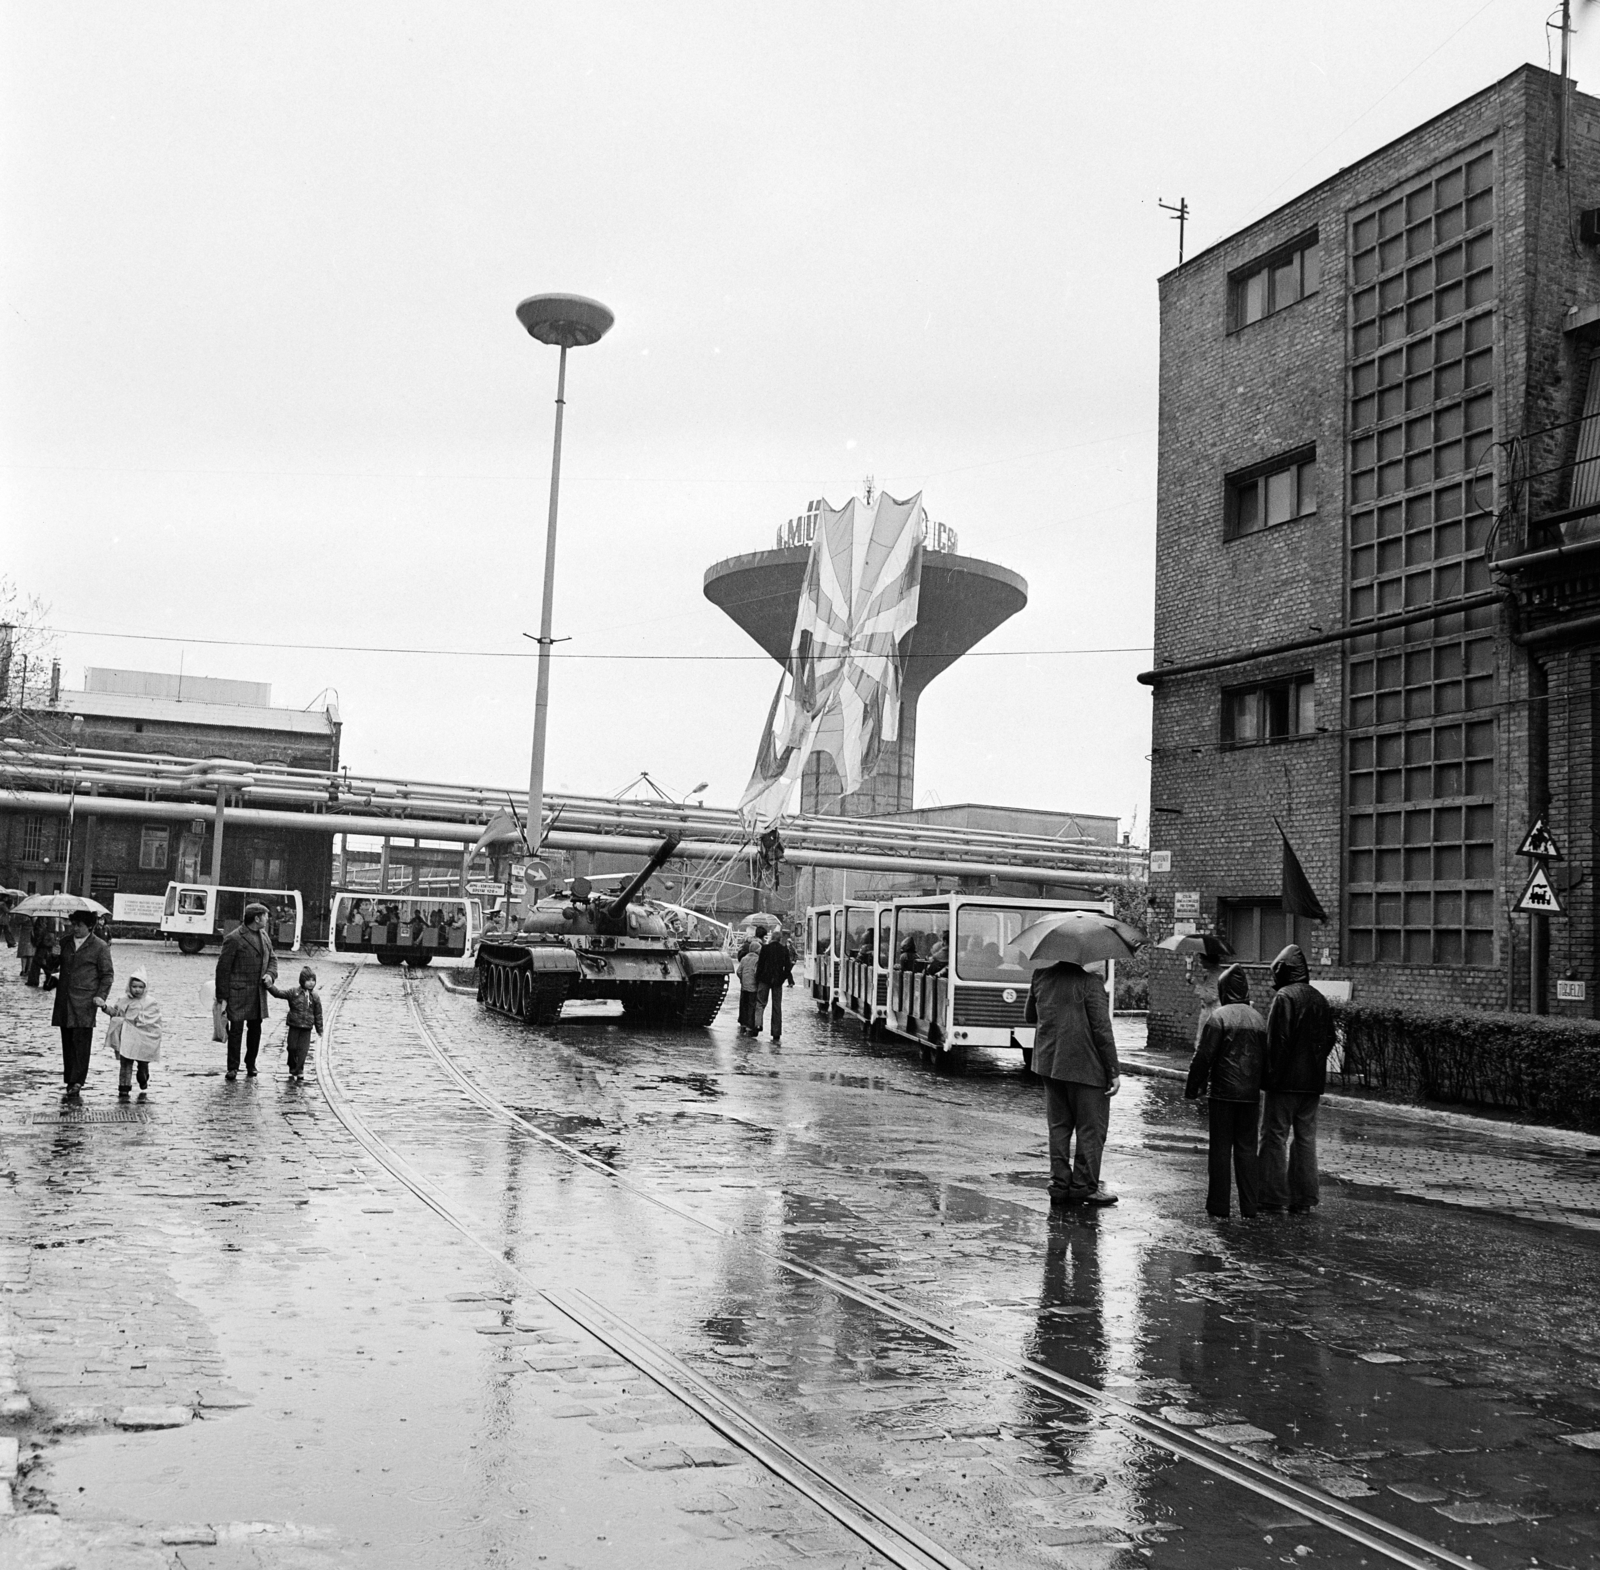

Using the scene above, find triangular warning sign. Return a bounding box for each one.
[1517,817,1564,861]
[1516,862,1564,915]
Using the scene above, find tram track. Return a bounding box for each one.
[315,965,974,1570]
[400,968,1484,1570]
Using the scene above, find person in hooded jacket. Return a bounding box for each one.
[102,966,162,1099]
[1260,943,1334,1213]
[1184,964,1264,1219]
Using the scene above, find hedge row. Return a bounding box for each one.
[1332,1001,1600,1132]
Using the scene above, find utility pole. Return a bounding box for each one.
[1557,0,1572,171]
[1159,197,1189,266]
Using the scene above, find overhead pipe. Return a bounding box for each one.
[0,790,1131,888]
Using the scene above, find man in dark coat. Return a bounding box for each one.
[51,909,113,1097]
[1024,961,1120,1207]
[215,903,278,1080]
[1260,943,1333,1212]
[1184,964,1265,1219]
[754,924,794,1041]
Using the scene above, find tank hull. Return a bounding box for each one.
[477,936,731,1028]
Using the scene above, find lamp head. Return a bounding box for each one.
[515,293,614,348]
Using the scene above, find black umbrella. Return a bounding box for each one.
[1155,932,1235,963]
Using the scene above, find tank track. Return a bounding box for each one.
[477,953,570,1027]
[677,972,730,1028]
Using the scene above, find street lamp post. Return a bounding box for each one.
[515,292,614,860]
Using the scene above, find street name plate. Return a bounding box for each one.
[1148,851,1172,874]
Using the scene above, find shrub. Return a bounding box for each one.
[1115,977,1149,1011]
[1333,1001,1600,1132]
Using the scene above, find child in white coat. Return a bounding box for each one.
[102,967,163,1099]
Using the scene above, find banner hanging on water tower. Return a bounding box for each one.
[738,491,926,828]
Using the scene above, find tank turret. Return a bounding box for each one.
[594,834,681,934]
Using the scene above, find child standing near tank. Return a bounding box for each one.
[102,966,163,1099]
[267,967,324,1083]
[736,939,762,1036]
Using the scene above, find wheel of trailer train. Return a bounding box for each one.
[1021,1046,1034,1074]
[177,936,205,956]
[935,1043,968,1076]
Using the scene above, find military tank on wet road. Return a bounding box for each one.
[476,835,733,1027]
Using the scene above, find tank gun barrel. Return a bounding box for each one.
[596,834,681,932]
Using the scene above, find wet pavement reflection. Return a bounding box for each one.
[3,946,1598,1568]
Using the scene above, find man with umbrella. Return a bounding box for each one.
[52,907,114,1099]
[1019,911,1142,1208]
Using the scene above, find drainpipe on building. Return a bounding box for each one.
[1529,654,1550,1014]
[210,785,225,887]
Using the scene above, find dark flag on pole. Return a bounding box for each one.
[1277,820,1327,922]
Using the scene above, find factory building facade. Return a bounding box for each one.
[1,669,340,935]
[1145,65,1600,1048]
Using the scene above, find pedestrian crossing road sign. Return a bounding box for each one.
[1517,817,1564,860]
[1516,862,1564,915]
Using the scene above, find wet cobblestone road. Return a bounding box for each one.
[2,944,1599,1569]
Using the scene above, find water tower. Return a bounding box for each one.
[703,500,1028,817]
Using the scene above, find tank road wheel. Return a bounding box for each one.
[177,936,205,956]
[520,972,536,1023]
[476,966,488,1004]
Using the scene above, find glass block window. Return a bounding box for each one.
[1346,148,1498,968]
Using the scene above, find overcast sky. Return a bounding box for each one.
[0,1,1578,836]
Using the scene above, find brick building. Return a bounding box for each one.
[1144,65,1600,1049]
[0,669,340,934]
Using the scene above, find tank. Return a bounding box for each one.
[476,835,734,1028]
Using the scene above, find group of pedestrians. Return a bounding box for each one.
[10,912,61,988]
[735,923,794,1040]
[1184,944,1333,1218]
[1024,941,1331,1220]
[14,900,321,1100]
[215,901,323,1082]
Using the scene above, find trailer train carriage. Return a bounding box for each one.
[805,894,1115,1072]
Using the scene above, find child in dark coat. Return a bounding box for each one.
[1184,963,1265,1219]
[266,967,324,1083]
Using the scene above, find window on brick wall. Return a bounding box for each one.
[20,816,53,862]
[1230,233,1321,330]
[138,826,168,870]
[1226,451,1318,539]
[1222,674,1315,745]
[1219,901,1297,964]
[1345,146,1497,969]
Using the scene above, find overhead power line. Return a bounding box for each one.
[39,626,1151,661]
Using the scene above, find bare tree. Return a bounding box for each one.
[0,577,60,711]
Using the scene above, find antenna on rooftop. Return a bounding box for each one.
[1158,197,1189,265]
[863,474,875,505]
